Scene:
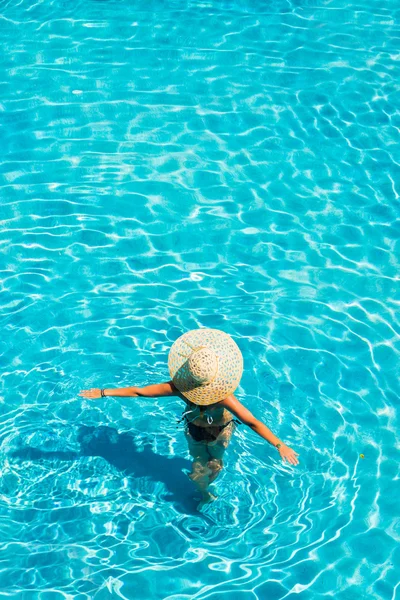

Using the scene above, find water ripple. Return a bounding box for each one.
[1,0,399,597]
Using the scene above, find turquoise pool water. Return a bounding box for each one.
[1,0,400,597]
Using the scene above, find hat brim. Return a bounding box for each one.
[168,329,243,405]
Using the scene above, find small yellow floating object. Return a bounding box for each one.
[72,90,83,95]
[360,454,365,459]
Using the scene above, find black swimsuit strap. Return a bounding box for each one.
[218,418,241,431]
[218,420,232,432]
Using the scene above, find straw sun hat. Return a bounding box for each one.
[168,328,243,406]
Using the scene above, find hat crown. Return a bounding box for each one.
[168,328,243,405]
[188,347,218,384]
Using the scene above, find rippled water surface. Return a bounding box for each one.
[1,0,400,597]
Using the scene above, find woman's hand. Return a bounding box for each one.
[278,444,300,466]
[78,388,102,399]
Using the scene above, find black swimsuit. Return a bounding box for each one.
[185,417,240,442]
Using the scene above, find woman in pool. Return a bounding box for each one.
[79,328,299,506]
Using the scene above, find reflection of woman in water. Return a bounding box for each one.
[79,328,299,507]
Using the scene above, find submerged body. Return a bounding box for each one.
[181,401,240,504]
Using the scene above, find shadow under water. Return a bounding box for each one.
[10,425,198,513]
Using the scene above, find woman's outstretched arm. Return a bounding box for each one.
[220,394,300,466]
[78,381,178,399]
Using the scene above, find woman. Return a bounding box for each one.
[79,328,299,507]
